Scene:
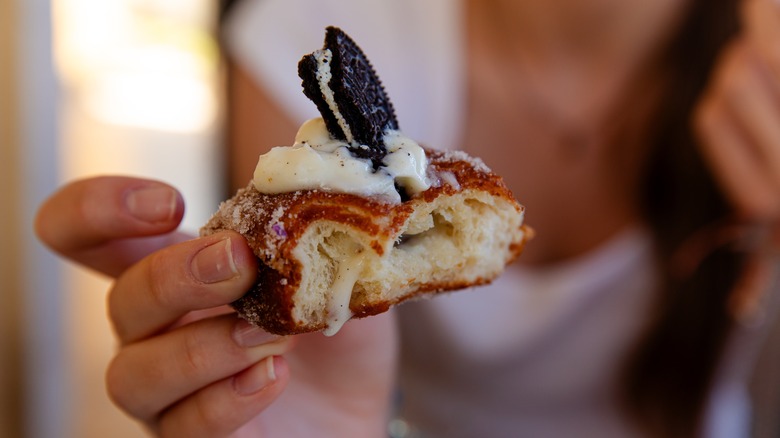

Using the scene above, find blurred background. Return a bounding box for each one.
[1,0,224,436]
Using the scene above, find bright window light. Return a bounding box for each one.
[53,0,219,133]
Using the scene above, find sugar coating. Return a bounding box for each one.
[202,185,298,264]
[436,150,492,174]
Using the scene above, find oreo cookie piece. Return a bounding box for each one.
[298,26,398,169]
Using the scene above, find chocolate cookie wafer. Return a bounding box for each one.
[298,26,397,169]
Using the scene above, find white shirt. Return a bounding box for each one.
[396,228,655,437]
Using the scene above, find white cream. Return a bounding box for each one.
[322,252,366,336]
[382,130,430,195]
[253,117,431,203]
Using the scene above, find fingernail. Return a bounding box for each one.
[233,357,278,396]
[191,238,239,284]
[126,186,177,223]
[232,318,280,348]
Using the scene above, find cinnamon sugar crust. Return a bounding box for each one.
[201,148,530,335]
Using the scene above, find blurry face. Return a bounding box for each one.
[481,0,692,50]
[464,0,695,262]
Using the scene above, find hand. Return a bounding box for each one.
[695,0,780,219]
[35,176,397,437]
[694,0,780,320]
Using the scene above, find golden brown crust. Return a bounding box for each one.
[200,148,528,335]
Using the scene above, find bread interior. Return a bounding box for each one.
[291,189,524,328]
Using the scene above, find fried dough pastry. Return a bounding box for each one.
[201,27,530,335]
[201,149,530,335]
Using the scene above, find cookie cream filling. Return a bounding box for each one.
[322,250,366,336]
[253,117,430,203]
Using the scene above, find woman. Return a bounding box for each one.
[36,0,780,436]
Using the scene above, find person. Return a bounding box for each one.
[35,0,780,436]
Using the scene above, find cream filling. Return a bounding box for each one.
[252,118,431,203]
[315,49,354,143]
[322,252,367,336]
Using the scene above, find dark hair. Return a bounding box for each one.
[219,0,243,22]
[624,0,742,435]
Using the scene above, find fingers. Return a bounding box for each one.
[743,0,780,80]
[696,94,778,216]
[108,231,258,344]
[725,51,780,175]
[35,176,189,277]
[696,0,780,219]
[157,356,289,438]
[107,314,292,423]
[695,41,780,218]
